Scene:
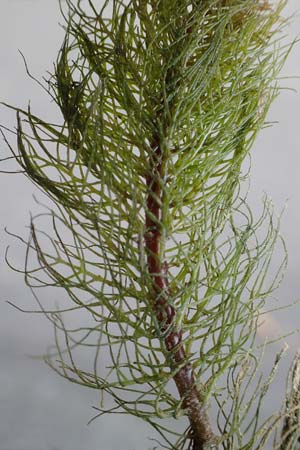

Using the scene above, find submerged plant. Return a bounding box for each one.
[1,0,299,449]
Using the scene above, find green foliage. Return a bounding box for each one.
[2,0,299,449]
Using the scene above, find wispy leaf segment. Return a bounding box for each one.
[2,0,297,449]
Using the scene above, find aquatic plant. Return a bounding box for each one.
[2,1,299,449]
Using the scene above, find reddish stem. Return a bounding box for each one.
[144,136,215,450]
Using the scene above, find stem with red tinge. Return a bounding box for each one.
[144,135,215,450]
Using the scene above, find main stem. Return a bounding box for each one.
[144,135,215,450]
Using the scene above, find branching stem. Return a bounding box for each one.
[145,135,215,450]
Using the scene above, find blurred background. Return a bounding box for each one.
[0,1,299,449]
